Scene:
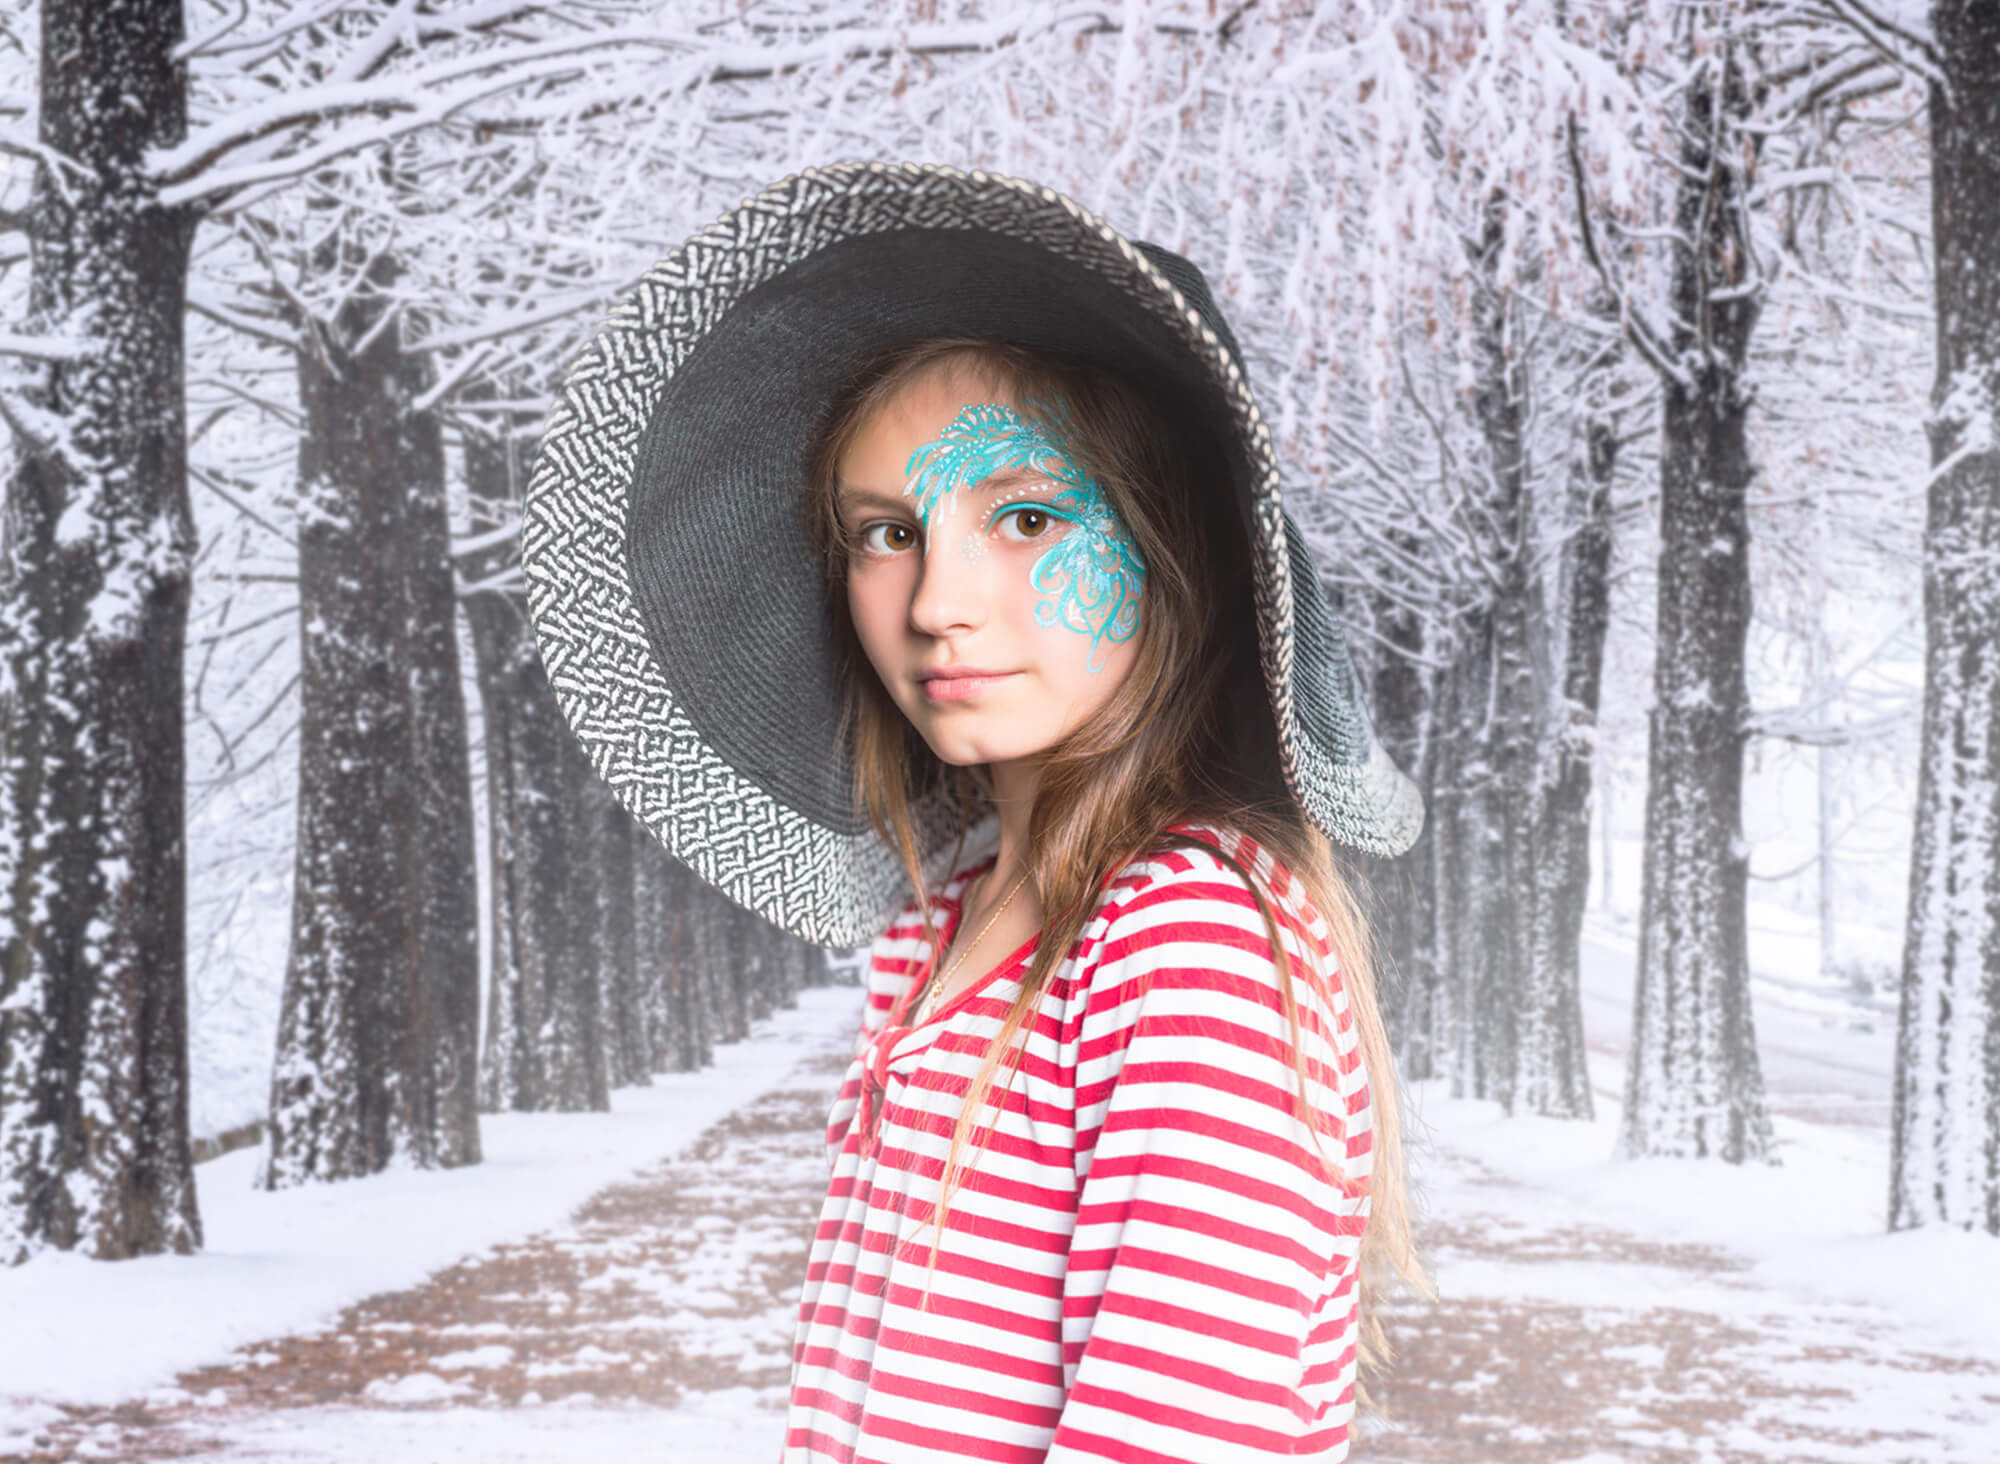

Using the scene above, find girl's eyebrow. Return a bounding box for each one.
[836,465,1059,512]
[836,486,910,513]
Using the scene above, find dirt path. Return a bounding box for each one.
[14,1043,1997,1464]
[1362,1191,2000,1462]
[12,1050,848,1464]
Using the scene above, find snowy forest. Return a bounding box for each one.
[1,0,1996,1457]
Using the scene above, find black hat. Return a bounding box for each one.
[522,160,1423,945]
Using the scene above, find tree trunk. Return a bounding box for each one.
[462,423,591,1112]
[1452,634,1516,1107]
[635,842,708,1074]
[673,858,715,1070]
[1619,38,1776,1163]
[1890,1,2000,1234]
[722,903,752,1041]
[692,882,736,1050]
[0,0,201,1263]
[538,730,612,1111]
[1429,638,1487,1101]
[264,253,481,1185]
[1361,572,1436,1080]
[794,935,825,995]
[1518,342,1621,1120]
[1463,201,1537,1115]
[591,779,649,1088]
[776,923,803,1009]
[405,405,481,1172]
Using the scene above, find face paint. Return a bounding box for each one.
[902,398,1147,673]
[1026,480,1146,672]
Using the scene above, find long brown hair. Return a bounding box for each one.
[806,336,1429,1396]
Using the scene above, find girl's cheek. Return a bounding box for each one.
[847,562,898,633]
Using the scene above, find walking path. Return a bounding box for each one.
[1361,1137,2000,1462]
[9,979,1998,1464]
[7,1043,848,1464]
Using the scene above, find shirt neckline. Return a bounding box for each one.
[887,824,1242,1028]
[890,856,1041,1028]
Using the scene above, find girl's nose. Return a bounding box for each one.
[907,525,986,637]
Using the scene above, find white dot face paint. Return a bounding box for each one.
[901,400,1145,672]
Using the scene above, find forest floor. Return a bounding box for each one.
[7,939,1999,1464]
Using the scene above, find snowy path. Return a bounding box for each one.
[8,951,1996,1463]
[8,1037,851,1463]
[1369,917,1999,1461]
[1361,1116,2000,1463]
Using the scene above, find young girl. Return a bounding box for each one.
[520,162,1426,1463]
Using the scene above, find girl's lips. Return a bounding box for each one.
[919,670,1019,702]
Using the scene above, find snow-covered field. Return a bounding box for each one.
[4,903,1994,1462]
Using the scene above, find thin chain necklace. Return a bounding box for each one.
[914,870,1030,1021]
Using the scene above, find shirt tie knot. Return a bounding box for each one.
[855,1023,912,1161]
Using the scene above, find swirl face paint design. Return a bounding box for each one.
[902,400,1146,672]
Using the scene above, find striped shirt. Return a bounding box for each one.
[784,823,1374,1463]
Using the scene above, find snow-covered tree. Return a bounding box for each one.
[262,231,482,1184]
[634,842,711,1076]
[1587,7,1779,1163]
[1519,305,1629,1122]
[1285,0,1651,1119]
[1891,0,2000,1236]
[166,0,701,1176]
[0,0,204,1265]
[462,412,594,1111]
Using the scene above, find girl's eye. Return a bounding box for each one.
[994,506,1058,541]
[859,521,916,554]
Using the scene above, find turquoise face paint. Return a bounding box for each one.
[902,399,1146,673]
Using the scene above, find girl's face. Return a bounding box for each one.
[836,369,1147,771]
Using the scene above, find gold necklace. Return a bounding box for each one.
[915,870,1030,1020]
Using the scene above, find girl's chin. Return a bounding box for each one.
[923,740,1049,769]
[913,724,1058,769]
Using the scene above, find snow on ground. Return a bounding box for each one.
[1366,908,2000,1460]
[55,1395,783,1462]
[1561,910,1999,1362]
[0,986,857,1453]
[5,906,1997,1462]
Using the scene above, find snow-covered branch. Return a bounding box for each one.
[1565,112,1688,389]
[160,30,686,205]
[455,562,522,599]
[0,331,87,362]
[0,126,84,200]
[1744,704,1913,746]
[450,520,519,561]
[187,288,299,349]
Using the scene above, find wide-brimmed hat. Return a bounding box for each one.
[521,160,1423,947]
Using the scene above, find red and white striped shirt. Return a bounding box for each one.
[783,823,1374,1462]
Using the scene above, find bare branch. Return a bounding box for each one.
[1783,0,1946,90]
[0,128,85,203]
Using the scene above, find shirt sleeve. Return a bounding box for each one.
[1045,869,1369,1462]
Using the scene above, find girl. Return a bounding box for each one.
[521,162,1428,1463]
